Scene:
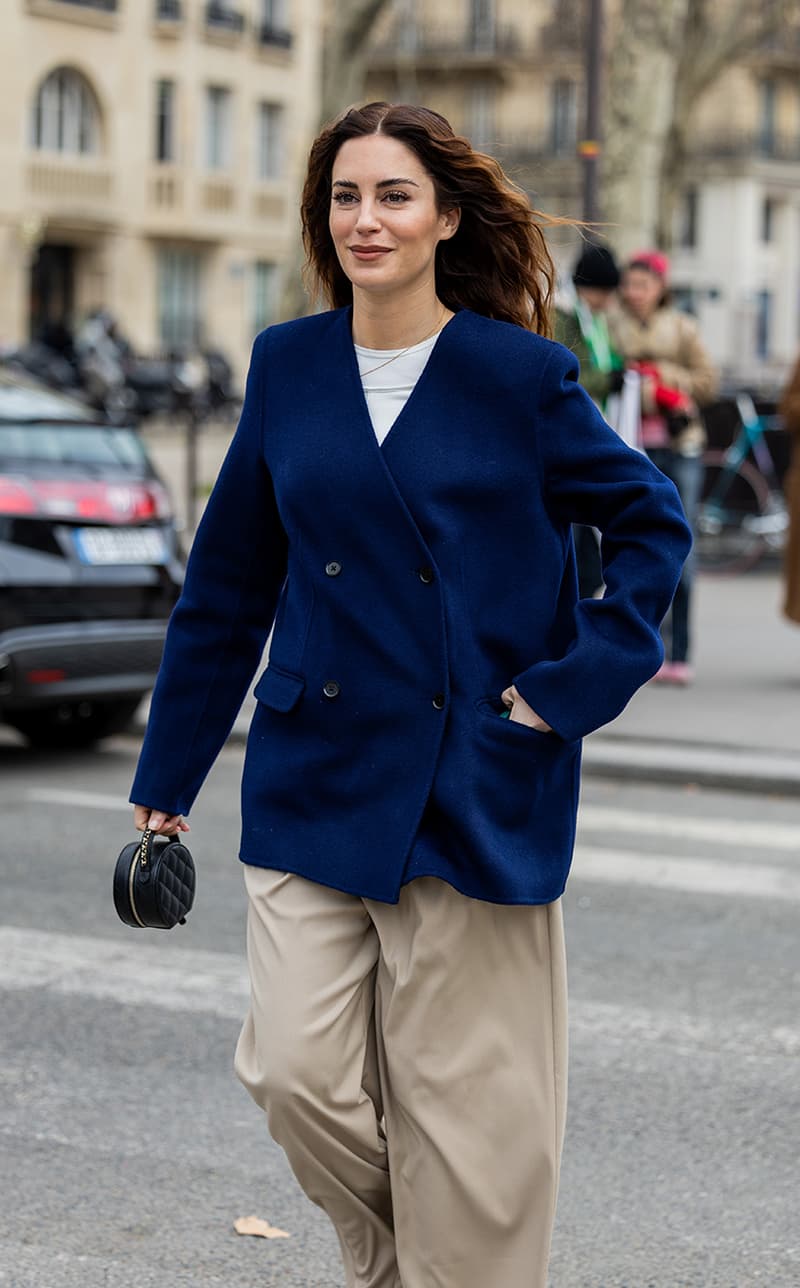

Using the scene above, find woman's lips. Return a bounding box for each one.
[350,247,392,259]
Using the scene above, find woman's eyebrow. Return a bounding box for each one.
[332,178,420,190]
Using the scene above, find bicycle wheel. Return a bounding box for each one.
[696,451,771,574]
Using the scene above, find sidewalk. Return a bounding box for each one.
[143,422,800,794]
[583,570,800,793]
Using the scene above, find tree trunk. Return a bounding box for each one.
[602,0,690,255]
[279,0,394,321]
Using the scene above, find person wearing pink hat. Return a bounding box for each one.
[612,250,718,683]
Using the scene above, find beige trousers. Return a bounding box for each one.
[234,867,568,1288]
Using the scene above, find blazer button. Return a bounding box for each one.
[418,565,435,584]
[325,561,342,577]
[323,681,341,699]
[432,693,446,710]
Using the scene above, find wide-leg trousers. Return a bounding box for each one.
[234,866,568,1288]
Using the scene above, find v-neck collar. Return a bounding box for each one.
[341,306,465,455]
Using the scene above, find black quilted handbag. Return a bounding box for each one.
[113,829,196,930]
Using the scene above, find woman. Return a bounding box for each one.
[613,250,718,683]
[778,354,800,625]
[130,104,691,1288]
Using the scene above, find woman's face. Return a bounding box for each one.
[329,134,459,300]
[620,267,664,321]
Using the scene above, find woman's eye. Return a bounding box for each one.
[384,191,409,203]
[332,192,357,205]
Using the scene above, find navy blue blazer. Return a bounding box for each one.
[131,307,691,904]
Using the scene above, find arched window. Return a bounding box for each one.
[31,68,101,155]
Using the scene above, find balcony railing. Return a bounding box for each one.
[371,21,522,61]
[257,23,292,49]
[689,131,800,164]
[149,168,183,211]
[201,179,236,212]
[56,0,118,10]
[27,157,114,204]
[205,2,244,33]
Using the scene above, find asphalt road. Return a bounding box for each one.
[0,731,797,1287]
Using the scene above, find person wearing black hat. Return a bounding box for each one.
[555,243,625,596]
[555,243,625,404]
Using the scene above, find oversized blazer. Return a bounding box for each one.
[131,306,691,905]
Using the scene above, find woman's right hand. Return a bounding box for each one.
[133,803,190,836]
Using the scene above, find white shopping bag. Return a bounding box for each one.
[606,370,643,453]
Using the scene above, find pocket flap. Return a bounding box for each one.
[253,665,305,713]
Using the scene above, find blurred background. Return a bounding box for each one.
[1,0,798,390]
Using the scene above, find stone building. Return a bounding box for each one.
[1,0,321,382]
[366,0,800,385]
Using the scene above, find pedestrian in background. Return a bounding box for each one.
[612,251,718,684]
[778,353,800,625]
[129,103,691,1288]
[555,242,625,597]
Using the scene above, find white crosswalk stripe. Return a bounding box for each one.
[577,804,798,851]
[2,926,796,1058]
[571,845,800,900]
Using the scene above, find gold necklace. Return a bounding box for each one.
[356,309,448,378]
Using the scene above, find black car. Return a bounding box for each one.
[0,367,183,747]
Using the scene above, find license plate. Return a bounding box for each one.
[73,527,168,565]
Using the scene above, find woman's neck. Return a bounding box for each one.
[351,289,452,351]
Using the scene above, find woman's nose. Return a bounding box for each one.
[355,201,380,233]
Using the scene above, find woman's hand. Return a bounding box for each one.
[133,803,190,835]
[501,685,553,733]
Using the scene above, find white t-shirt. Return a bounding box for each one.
[354,332,441,446]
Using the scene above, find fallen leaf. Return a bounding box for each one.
[234,1215,291,1240]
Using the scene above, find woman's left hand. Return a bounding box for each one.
[501,685,553,733]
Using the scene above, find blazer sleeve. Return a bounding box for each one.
[130,329,288,816]
[511,343,692,742]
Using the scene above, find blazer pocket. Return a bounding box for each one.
[253,664,306,713]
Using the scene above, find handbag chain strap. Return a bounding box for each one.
[138,828,154,869]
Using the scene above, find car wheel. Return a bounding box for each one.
[7,698,143,749]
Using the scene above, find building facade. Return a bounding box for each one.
[1,0,322,382]
[366,0,800,386]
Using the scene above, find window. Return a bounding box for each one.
[31,67,100,155]
[678,187,698,250]
[758,79,777,155]
[257,102,285,180]
[258,0,292,43]
[471,0,495,47]
[253,261,279,332]
[465,83,496,150]
[550,78,577,155]
[261,0,288,23]
[755,289,772,361]
[761,196,776,243]
[205,86,231,170]
[157,248,202,350]
[671,286,698,317]
[155,80,176,163]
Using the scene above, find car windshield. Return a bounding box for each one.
[0,423,148,469]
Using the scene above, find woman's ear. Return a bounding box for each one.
[440,207,461,240]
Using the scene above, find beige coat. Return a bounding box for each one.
[611,306,718,455]
[779,356,800,624]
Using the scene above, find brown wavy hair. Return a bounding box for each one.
[300,101,564,337]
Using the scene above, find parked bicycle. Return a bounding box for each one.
[696,392,789,574]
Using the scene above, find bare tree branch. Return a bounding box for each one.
[654,0,800,246]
